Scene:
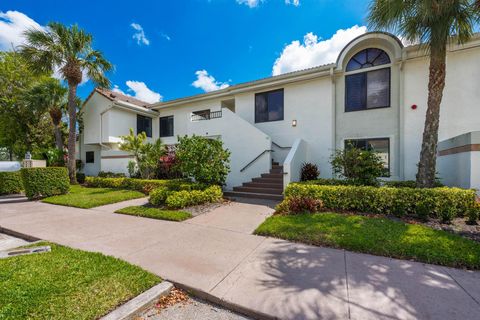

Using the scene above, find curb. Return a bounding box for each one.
[171,281,278,320]
[0,227,41,242]
[101,281,173,320]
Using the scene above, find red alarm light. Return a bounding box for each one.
[411,104,417,110]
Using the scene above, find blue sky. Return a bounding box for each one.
[1,0,371,103]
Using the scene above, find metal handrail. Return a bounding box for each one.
[272,141,291,149]
[240,149,274,172]
[191,110,222,121]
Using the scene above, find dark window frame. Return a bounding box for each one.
[159,115,174,138]
[344,137,391,177]
[255,89,284,123]
[345,67,391,112]
[86,151,94,164]
[137,114,152,137]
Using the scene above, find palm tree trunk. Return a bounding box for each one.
[54,125,63,150]
[416,45,447,188]
[67,83,77,184]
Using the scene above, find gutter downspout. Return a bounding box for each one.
[330,67,336,178]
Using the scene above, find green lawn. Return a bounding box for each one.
[0,242,160,320]
[116,205,192,221]
[42,185,145,208]
[255,212,480,269]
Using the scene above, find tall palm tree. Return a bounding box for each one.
[28,78,68,151]
[20,22,112,183]
[368,0,479,187]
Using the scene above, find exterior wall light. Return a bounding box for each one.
[292,119,297,127]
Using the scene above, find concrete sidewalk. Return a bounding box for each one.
[1,200,480,320]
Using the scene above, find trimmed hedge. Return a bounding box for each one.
[149,182,205,206]
[84,177,195,194]
[0,171,23,195]
[165,185,223,209]
[302,178,445,188]
[21,167,69,200]
[284,183,477,223]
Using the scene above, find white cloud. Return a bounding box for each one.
[272,25,367,76]
[130,23,150,46]
[0,10,45,50]
[113,81,162,103]
[161,32,171,41]
[236,0,263,8]
[285,0,300,6]
[192,70,229,93]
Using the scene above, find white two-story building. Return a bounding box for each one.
[80,32,480,199]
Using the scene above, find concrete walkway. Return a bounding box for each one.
[1,200,480,320]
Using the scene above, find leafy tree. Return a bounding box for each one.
[0,51,54,159]
[119,129,166,179]
[330,146,385,186]
[368,0,480,187]
[20,22,113,183]
[26,78,68,150]
[175,135,231,185]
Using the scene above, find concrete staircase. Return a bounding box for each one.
[224,163,284,201]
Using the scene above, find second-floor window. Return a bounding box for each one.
[160,116,174,137]
[137,114,152,137]
[255,89,284,123]
[345,48,391,112]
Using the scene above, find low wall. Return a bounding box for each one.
[437,131,480,191]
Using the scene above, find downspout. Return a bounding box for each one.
[330,67,336,178]
[398,53,406,180]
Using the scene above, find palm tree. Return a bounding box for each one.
[368,0,479,187]
[20,22,113,183]
[28,78,68,151]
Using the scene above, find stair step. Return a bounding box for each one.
[233,186,283,195]
[272,161,279,166]
[270,168,283,174]
[252,177,283,184]
[224,191,283,201]
[261,173,283,179]
[243,182,283,189]
[272,164,283,169]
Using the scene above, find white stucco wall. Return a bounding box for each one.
[83,93,112,145]
[234,77,333,178]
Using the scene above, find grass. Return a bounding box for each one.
[42,185,145,208]
[115,205,192,221]
[254,212,480,269]
[0,242,160,320]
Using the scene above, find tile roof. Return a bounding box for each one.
[95,87,151,108]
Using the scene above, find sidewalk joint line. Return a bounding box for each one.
[344,250,351,319]
[208,237,267,296]
[444,268,480,307]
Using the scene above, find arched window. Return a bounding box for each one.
[345,48,391,112]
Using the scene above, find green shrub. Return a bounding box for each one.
[165,185,223,209]
[284,183,477,222]
[98,171,126,178]
[330,146,385,186]
[21,167,69,199]
[149,187,171,206]
[466,202,480,225]
[76,173,86,184]
[175,135,230,185]
[301,178,354,186]
[284,197,324,214]
[300,162,320,181]
[383,180,444,188]
[0,171,23,195]
[84,176,195,194]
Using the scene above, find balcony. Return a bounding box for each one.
[191,110,222,121]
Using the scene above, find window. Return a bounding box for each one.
[345,48,391,112]
[255,89,284,123]
[345,138,390,176]
[160,116,174,137]
[86,151,94,163]
[137,115,152,137]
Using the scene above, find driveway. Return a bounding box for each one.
[1,199,480,320]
